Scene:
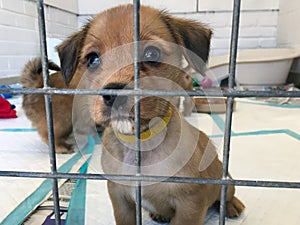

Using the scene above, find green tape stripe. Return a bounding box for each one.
[237,99,300,109]
[1,136,95,225]
[65,159,90,225]
[65,136,96,225]
[210,113,225,133]
[209,113,300,141]
[209,134,225,139]
[246,129,300,140]
[0,128,37,132]
[277,129,300,141]
[209,129,300,141]
[1,178,55,225]
[210,113,236,135]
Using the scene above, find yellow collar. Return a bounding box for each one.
[116,107,173,143]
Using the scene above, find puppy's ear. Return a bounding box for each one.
[56,24,90,85]
[161,13,212,73]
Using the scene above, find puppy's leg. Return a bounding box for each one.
[226,196,245,218]
[107,181,136,225]
[217,186,245,218]
[170,200,208,225]
[52,108,74,153]
[38,123,73,154]
[149,213,171,223]
[55,141,74,154]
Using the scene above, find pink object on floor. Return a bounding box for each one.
[201,77,213,88]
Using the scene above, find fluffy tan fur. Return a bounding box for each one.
[21,59,74,153]
[22,4,244,224]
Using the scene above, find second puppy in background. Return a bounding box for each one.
[21,59,75,154]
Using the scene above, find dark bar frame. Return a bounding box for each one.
[0,0,300,224]
[133,1,142,225]
[1,88,300,98]
[219,0,241,224]
[37,1,61,225]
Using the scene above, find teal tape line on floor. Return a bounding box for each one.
[210,113,236,135]
[1,177,55,225]
[210,113,225,132]
[238,99,300,109]
[1,136,95,225]
[65,158,91,225]
[65,135,96,225]
[209,114,300,141]
[0,128,37,132]
[236,129,300,141]
[283,129,300,141]
[209,129,300,141]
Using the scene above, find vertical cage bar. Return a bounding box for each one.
[219,0,241,224]
[228,0,241,88]
[133,1,142,225]
[37,1,61,225]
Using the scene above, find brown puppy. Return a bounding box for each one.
[21,59,74,153]
[55,4,245,225]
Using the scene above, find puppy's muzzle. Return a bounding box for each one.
[102,83,128,108]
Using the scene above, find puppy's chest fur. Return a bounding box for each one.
[102,128,180,175]
[101,119,203,213]
[127,182,178,215]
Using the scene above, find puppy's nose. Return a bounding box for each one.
[102,83,128,107]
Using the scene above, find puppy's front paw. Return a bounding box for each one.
[149,212,170,223]
[226,196,245,218]
[55,144,74,154]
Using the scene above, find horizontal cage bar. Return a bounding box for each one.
[0,171,300,189]
[1,88,300,98]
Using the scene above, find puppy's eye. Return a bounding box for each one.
[87,52,101,72]
[143,46,162,66]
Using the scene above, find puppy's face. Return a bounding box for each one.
[57,4,211,134]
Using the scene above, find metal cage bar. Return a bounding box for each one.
[0,0,299,225]
[219,0,242,224]
[2,87,300,98]
[1,171,300,189]
[37,1,61,225]
[133,0,142,224]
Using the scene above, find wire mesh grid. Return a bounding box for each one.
[1,0,300,225]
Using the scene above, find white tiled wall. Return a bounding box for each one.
[0,0,78,79]
[45,0,78,14]
[78,0,197,14]
[0,0,281,79]
[277,0,300,74]
[172,10,278,56]
[78,0,279,56]
[198,0,279,11]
